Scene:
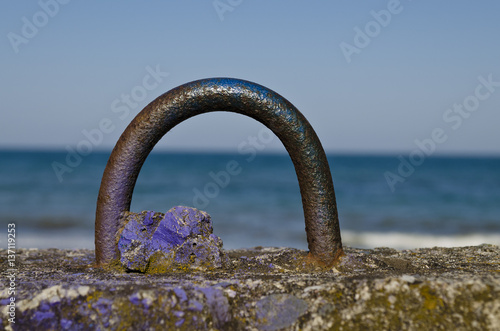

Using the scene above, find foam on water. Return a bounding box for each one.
[341,230,500,250]
[14,231,499,251]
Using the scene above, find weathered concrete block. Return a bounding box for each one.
[117,206,229,273]
[1,245,499,330]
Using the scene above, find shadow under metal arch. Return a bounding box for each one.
[95,78,343,267]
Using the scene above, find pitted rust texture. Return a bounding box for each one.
[95,78,343,267]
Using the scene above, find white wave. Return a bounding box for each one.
[8,230,500,251]
[13,231,94,249]
[342,230,500,250]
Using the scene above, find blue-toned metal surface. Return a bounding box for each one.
[95,78,343,267]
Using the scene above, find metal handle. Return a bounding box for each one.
[95,78,343,267]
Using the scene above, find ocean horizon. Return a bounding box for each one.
[1,149,499,251]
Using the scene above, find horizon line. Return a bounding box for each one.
[1,146,499,159]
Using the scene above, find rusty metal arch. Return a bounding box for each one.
[95,78,343,267]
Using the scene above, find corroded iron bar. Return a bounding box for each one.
[95,78,343,267]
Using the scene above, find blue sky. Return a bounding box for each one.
[1,0,499,155]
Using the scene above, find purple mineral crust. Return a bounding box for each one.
[117,206,228,272]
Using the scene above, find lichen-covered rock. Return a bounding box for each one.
[117,206,229,273]
[256,294,308,330]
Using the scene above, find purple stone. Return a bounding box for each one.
[117,206,228,272]
[143,211,156,226]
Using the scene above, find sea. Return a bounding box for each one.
[1,150,499,251]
